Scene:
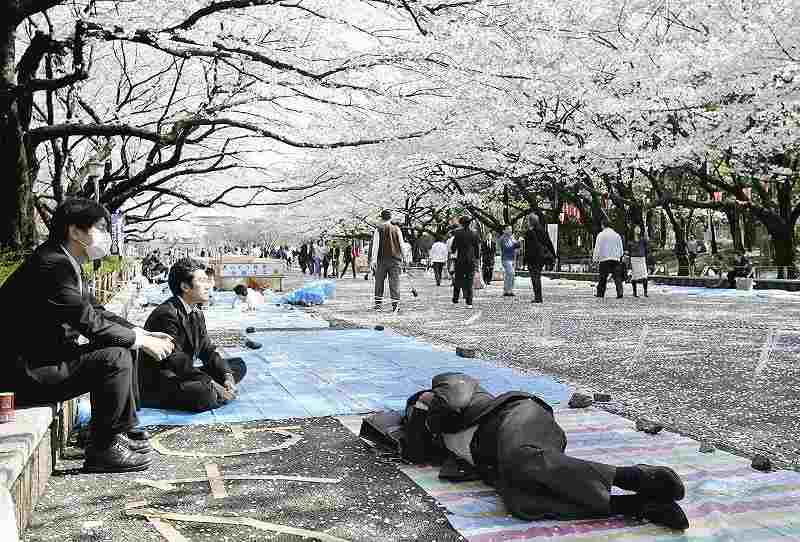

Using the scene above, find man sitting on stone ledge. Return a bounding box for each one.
[2,198,175,473]
[140,258,246,412]
[398,372,690,530]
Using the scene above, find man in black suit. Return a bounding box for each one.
[141,258,246,412]
[450,216,481,307]
[400,373,689,530]
[2,198,175,473]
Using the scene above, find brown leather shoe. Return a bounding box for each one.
[84,435,152,473]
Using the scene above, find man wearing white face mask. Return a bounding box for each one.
[1,198,175,473]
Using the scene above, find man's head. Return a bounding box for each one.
[503,224,512,235]
[600,217,610,229]
[527,213,540,230]
[381,210,392,221]
[458,215,471,227]
[49,198,112,261]
[233,284,248,301]
[168,258,210,304]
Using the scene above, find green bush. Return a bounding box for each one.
[0,250,24,288]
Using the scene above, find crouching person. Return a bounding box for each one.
[140,258,246,412]
[402,373,689,530]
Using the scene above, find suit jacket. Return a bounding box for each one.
[143,296,230,385]
[524,226,556,268]
[451,227,480,269]
[1,241,136,384]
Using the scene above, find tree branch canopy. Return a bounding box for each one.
[27,123,164,147]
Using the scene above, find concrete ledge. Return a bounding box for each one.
[0,406,57,535]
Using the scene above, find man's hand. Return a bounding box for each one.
[223,373,237,396]
[212,380,236,403]
[141,334,174,361]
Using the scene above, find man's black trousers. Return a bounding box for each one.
[432,262,444,285]
[139,357,246,413]
[529,264,543,302]
[452,264,474,305]
[596,260,623,298]
[12,346,138,446]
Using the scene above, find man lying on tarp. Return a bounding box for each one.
[361,372,689,530]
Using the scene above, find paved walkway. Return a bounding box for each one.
[19,268,800,541]
[313,271,800,469]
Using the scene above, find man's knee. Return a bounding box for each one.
[97,346,133,371]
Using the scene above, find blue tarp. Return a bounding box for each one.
[136,329,571,426]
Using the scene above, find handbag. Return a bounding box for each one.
[473,269,485,289]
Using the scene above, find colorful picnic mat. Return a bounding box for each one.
[338,409,800,541]
[136,328,571,426]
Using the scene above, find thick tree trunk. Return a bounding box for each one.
[0,24,36,252]
[724,206,743,252]
[772,233,796,279]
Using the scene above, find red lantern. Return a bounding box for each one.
[559,213,566,224]
[712,192,722,202]
[742,187,752,199]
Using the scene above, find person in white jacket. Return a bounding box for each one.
[592,219,625,298]
[429,237,449,286]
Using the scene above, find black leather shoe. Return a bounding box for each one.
[84,435,152,473]
[639,500,689,530]
[636,464,685,501]
[127,429,152,441]
[118,433,153,454]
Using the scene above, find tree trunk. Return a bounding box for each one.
[772,232,796,279]
[709,211,718,254]
[724,206,743,252]
[0,25,36,252]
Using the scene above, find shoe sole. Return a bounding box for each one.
[84,460,152,473]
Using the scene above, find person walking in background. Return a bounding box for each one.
[330,243,341,278]
[629,227,650,297]
[299,243,308,275]
[451,216,480,308]
[481,237,496,285]
[593,219,625,299]
[311,240,322,279]
[686,237,698,276]
[498,225,521,297]
[429,236,448,286]
[371,210,405,312]
[320,240,331,278]
[341,240,359,279]
[524,214,556,303]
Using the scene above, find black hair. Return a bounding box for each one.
[48,197,111,243]
[381,210,392,220]
[204,267,215,276]
[459,215,471,226]
[233,284,248,296]
[168,257,206,297]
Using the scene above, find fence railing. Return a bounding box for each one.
[753,266,799,280]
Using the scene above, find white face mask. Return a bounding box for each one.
[78,227,111,260]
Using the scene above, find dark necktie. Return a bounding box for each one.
[187,310,200,354]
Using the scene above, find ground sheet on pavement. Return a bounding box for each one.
[136,329,571,426]
[387,410,800,542]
